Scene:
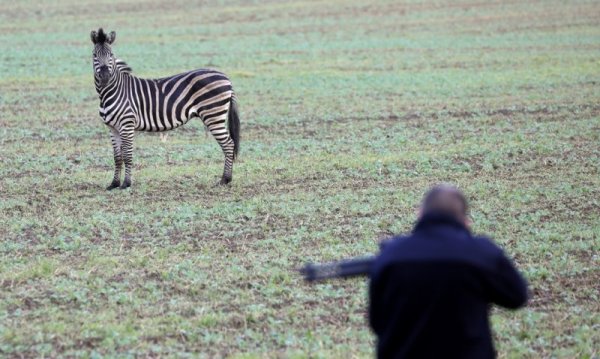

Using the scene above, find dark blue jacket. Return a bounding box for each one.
[369,213,528,359]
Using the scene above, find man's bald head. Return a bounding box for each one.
[421,184,469,223]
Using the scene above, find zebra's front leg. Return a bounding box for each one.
[119,123,135,189]
[107,128,122,190]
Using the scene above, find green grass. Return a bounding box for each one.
[1,0,599,357]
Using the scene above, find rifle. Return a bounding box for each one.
[300,256,376,282]
[300,241,391,282]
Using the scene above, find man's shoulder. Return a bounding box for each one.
[375,232,506,270]
[471,235,505,256]
[375,234,425,264]
[377,234,420,256]
[382,234,412,247]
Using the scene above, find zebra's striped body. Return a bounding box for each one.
[91,28,240,189]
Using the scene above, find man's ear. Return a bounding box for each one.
[107,31,116,44]
[463,215,472,229]
[416,206,424,220]
[90,30,97,44]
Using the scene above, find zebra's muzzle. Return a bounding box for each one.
[98,67,110,85]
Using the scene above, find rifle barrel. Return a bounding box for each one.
[300,256,375,282]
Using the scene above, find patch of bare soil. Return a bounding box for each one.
[531,270,599,308]
[245,102,600,141]
[354,103,598,125]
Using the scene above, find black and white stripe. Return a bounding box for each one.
[90,28,240,189]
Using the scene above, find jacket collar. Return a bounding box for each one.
[413,212,470,234]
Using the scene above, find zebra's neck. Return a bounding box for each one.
[114,58,133,74]
[96,58,133,98]
[96,59,136,125]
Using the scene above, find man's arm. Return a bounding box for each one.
[483,248,529,309]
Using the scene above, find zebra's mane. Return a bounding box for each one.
[95,28,109,44]
[115,59,133,74]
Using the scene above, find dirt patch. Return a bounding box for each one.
[530,272,598,308]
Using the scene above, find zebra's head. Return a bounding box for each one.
[90,28,116,87]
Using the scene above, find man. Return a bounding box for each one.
[369,184,528,359]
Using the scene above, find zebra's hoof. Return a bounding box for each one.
[218,177,232,186]
[106,180,120,190]
[120,179,131,189]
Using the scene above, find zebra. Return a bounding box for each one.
[90,28,240,190]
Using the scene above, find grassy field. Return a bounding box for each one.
[1,0,599,357]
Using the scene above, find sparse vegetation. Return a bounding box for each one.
[0,0,598,357]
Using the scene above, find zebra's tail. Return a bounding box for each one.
[228,95,240,160]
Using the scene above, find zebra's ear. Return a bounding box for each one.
[107,31,116,45]
[90,30,97,44]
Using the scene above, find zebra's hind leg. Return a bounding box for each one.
[107,128,122,190]
[205,114,235,185]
